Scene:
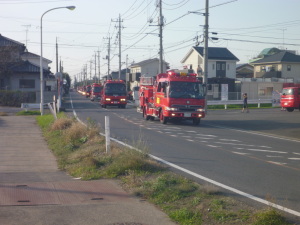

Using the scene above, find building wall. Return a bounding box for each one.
[141,61,160,77]
[182,49,237,79]
[10,73,40,92]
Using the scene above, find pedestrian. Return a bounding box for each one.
[242,93,249,113]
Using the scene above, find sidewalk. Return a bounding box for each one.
[0,107,176,225]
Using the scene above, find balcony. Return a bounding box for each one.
[255,71,281,78]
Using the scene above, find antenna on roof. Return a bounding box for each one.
[22,24,31,48]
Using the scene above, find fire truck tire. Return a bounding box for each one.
[193,118,201,125]
[143,108,150,120]
[102,105,106,108]
[160,112,168,124]
[286,107,294,112]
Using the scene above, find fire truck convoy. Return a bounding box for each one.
[281,86,300,112]
[90,83,102,101]
[139,70,206,125]
[100,80,127,108]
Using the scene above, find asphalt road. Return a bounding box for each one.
[66,92,300,219]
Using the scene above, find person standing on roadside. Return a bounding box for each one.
[242,93,249,113]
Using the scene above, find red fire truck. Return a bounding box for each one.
[100,80,127,108]
[139,70,206,125]
[90,83,102,101]
[281,87,300,112]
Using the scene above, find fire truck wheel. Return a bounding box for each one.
[102,105,106,108]
[160,112,168,124]
[143,108,150,120]
[286,107,294,112]
[193,118,201,125]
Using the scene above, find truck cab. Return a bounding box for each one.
[100,80,127,108]
[281,87,300,112]
[90,83,102,101]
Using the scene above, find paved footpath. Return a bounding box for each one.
[0,107,175,225]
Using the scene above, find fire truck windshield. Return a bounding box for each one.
[105,83,126,96]
[168,81,205,99]
[282,88,294,95]
[93,86,102,93]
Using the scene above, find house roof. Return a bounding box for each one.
[131,58,168,67]
[0,34,25,47]
[251,51,300,64]
[11,60,50,73]
[21,51,52,63]
[181,47,239,63]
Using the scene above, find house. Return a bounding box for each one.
[110,68,128,81]
[0,34,53,93]
[129,58,169,82]
[236,64,254,78]
[181,46,239,79]
[250,51,300,83]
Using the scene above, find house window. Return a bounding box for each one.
[261,66,266,71]
[19,79,35,88]
[212,64,215,70]
[287,65,291,71]
[217,64,220,70]
[222,64,225,70]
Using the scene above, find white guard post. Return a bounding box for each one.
[105,116,111,154]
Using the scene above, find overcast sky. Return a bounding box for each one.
[1,0,300,81]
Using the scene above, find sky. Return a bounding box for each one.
[1,0,300,82]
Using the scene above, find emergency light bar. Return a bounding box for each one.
[167,71,197,77]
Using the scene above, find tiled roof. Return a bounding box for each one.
[11,60,50,73]
[251,51,300,64]
[193,47,239,61]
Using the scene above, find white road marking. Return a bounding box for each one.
[268,161,287,165]
[232,152,250,155]
[293,152,300,155]
[207,124,300,143]
[288,158,300,160]
[247,149,287,154]
[186,139,194,142]
[195,137,213,140]
[215,142,255,147]
[266,155,283,158]
[196,134,217,137]
[207,145,220,148]
[70,94,300,218]
[219,139,241,142]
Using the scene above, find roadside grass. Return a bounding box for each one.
[16,110,40,115]
[36,113,294,225]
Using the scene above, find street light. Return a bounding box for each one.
[40,6,76,115]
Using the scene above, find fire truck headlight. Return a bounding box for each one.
[196,108,204,112]
[105,98,111,101]
[120,98,126,102]
[166,107,178,111]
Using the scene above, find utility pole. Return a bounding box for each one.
[104,36,111,79]
[94,53,97,82]
[97,50,101,82]
[112,15,123,80]
[203,0,209,111]
[56,37,58,73]
[158,0,164,74]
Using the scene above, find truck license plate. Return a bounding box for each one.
[184,113,191,117]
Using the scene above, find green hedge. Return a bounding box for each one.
[0,91,36,107]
